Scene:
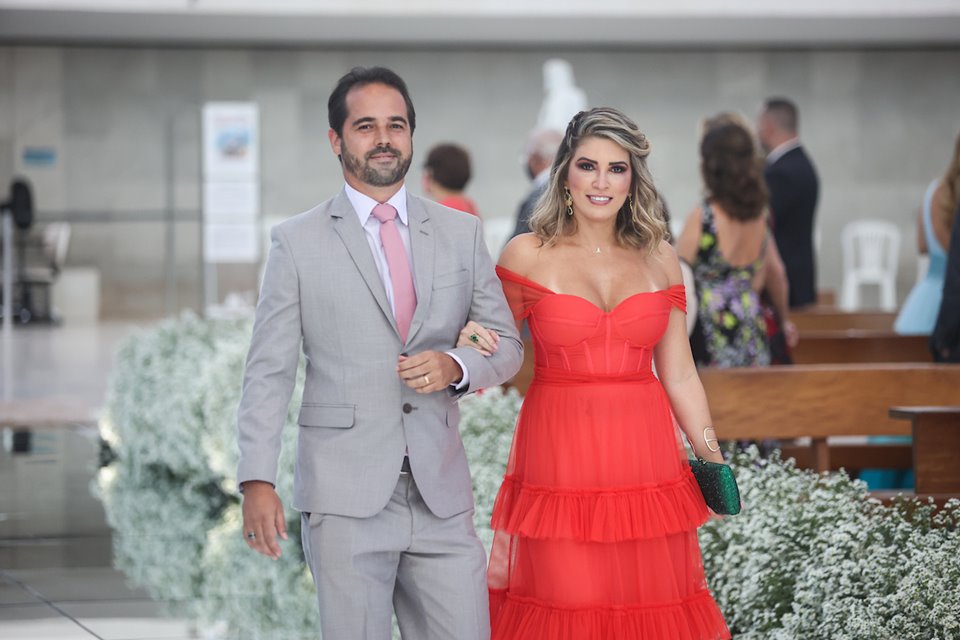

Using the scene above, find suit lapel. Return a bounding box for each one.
[329,190,399,338]
[406,195,434,344]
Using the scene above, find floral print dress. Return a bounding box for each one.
[693,203,770,368]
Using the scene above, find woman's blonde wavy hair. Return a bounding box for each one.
[528,107,667,251]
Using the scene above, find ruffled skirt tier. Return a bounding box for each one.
[487,376,730,639]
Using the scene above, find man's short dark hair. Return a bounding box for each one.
[424,144,472,191]
[328,66,416,136]
[763,97,799,133]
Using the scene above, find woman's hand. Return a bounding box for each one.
[783,319,799,348]
[457,321,500,356]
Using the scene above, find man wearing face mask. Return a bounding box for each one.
[508,128,563,242]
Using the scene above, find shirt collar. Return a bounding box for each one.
[766,138,801,165]
[344,182,409,226]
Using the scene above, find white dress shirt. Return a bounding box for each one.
[343,183,469,389]
[766,138,801,166]
[344,183,412,317]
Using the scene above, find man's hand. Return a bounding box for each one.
[398,351,463,393]
[241,481,288,560]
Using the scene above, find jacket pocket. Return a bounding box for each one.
[446,404,461,428]
[433,268,469,290]
[298,403,355,428]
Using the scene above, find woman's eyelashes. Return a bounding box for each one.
[576,161,627,174]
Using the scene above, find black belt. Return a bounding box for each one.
[400,455,411,474]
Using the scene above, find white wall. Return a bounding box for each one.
[1,45,957,315]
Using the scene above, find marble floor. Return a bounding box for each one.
[0,322,217,640]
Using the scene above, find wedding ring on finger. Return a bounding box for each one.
[469,333,480,344]
[246,532,256,540]
[424,374,430,385]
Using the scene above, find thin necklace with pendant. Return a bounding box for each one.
[574,239,609,255]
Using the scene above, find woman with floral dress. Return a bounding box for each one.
[677,116,795,368]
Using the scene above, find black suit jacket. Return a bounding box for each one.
[508,180,548,243]
[765,145,819,308]
[931,205,960,362]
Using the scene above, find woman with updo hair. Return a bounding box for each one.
[456,107,731,639]
[678,114,795,368]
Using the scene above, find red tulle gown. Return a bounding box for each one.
[488,266,730,640]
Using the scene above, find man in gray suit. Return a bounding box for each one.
[237,67,522,640]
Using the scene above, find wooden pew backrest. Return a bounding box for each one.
[700,364,960,440]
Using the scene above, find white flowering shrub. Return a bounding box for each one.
[195,505,319,637]
[98,314,314,637]
[458,386,524,551]
[98,317,960,639]
[700,447,960,639]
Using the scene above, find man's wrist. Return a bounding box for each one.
[445,351,469,390]
[239,480,274,494]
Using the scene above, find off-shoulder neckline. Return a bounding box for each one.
[495,265,685,315]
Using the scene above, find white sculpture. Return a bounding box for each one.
[536,59,588,132]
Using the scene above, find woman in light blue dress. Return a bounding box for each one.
[894,178,949,334]
[866,142,960,489]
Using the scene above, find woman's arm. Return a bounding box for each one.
[653,242,724,464]
[675,206,703,265]
[457,233,540,352]
[763,237,798,346]
[763,238,790,320]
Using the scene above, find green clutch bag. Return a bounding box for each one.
[688,457,741,516]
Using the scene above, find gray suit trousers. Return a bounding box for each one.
[301,470,490,640]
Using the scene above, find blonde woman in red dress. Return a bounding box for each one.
[460,108,731,639]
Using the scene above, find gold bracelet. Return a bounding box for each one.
[703,426,720,452]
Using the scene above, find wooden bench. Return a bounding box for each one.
[889,406,960,495]
[791,331,931,364]
[699,364,960,496]
[792,310,896,332]
[816,290,836,307]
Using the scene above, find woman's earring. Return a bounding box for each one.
[564,187,573,216]
[628,194,634,210]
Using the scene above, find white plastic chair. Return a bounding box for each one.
[22,222,71,282]
[839,220,901,311]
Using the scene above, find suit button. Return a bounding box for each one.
[402,403,414,414]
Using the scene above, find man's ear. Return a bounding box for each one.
[328,128,341,156]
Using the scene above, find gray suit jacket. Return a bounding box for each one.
[236,189,522,519]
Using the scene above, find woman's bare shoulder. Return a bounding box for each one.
[650,239,683,287]
[499,233,544,274]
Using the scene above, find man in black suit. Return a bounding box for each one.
[758,98,820,309]
[931,204,960,362]
[508,128,563,241]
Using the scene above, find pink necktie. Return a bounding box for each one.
[371,203,416,341]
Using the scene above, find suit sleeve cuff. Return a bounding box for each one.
[446,351,470,390]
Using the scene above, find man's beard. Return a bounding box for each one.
[341,142,412,187]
